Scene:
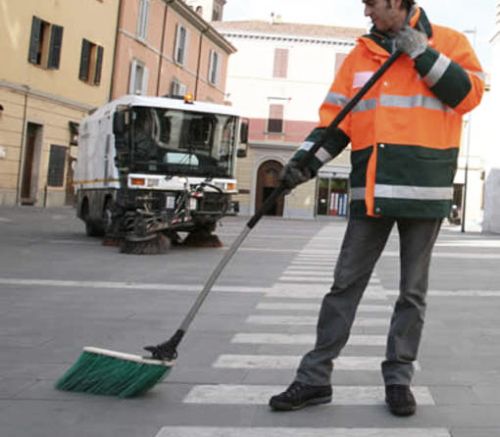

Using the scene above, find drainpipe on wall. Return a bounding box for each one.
[109,0,123,101]
[156,1,170,96]
[194,26,208,100]
[15,88,29,206]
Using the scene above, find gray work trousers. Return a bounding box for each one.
[295,216,442,387]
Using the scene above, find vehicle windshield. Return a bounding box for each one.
[128,106,237,178]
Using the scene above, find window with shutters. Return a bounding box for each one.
[170,79,187,98]
[136,0,150,40]
[267,104,284,133]
[79,39,104,85]
[28,16,64,70]
[273,48,288,79]
[129,59,149,95]
[174,25,188,65]
[47,145,66,187]
[208,50,219,85]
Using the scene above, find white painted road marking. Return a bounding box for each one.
[212,355,423,371]
[246,315,389,327]
[155,427,451,437]
[256,302,391,312]
[265,289,387,300]
[231,333,386,346]
[183,384,434,405]
[0,278,266,293]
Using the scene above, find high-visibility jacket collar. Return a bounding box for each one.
[359,7,433,57]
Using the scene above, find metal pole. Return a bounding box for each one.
[461,116,472,232]
[461,28,477,233]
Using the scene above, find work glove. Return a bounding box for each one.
[394,25,428,59]
[279,160,312,190]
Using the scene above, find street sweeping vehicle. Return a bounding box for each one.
[74,94,248,254]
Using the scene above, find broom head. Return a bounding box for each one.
[55,346,174,398]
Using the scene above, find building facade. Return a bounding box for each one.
[482,0,500,233]
[0,0,119,207]
[0,0,236,208]
[111,0,235,103]
[213,20,363,219]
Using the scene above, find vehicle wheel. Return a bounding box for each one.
[183,222,222,247]
[82,199,104,237]
[195,221,217,234]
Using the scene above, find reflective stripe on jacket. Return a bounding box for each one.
[314,7,484,218]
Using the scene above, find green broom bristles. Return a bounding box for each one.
[55,347,174,398]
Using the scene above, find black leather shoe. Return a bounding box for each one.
[269,381,332,411]
[385,384,417,416]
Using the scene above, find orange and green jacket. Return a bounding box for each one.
[293,8,485,218]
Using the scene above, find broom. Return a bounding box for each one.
[55,47,404,398]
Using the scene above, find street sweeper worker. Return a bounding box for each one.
[269,0,484,416]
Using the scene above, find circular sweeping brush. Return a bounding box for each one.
[120,233,171,255]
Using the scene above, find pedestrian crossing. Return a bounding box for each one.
[155,224,448,437]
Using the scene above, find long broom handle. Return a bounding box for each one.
[184,50,404,328]
[147,48,403,360]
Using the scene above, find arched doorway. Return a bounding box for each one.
[255,160,284,216]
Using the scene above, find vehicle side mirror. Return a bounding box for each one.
[237,118,249,158]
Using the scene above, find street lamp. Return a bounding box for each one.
[461,28,477,233]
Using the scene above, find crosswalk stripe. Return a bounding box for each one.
[278,277,383,286]
[246,315,389,327]
[231,333,386,346]
[256,302,392,312]
[281,273,334,279]
[280,273,382,289]
[386,289,500,297]
[265,289,387,300]
[183,384,434,405]
[436,240,500,248]
[290,260,336,265]
[155,427,451,437]
[292,257,337,262]
[284,267,334,273]
[212,355,423,370]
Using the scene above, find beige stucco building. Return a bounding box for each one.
[213,20,363,219]
[0,0,119,207]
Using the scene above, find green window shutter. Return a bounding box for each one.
[94,45,104,85]
[48,25,63,69]
[79,39,91,81]
[28,16,42,64]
